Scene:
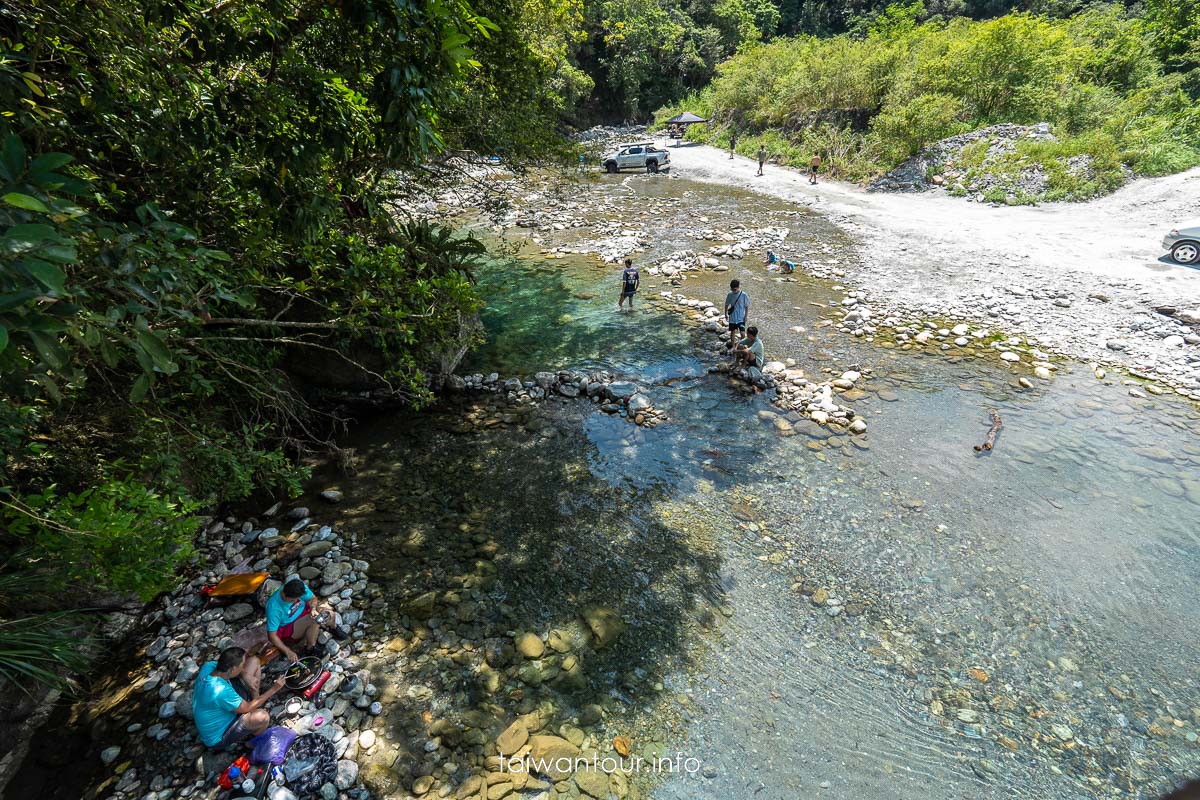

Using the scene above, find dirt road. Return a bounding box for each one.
[665,140,1200,392]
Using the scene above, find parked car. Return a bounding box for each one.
[1163,220,1200,265]
[601,142,670,174]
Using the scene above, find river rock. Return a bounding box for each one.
[336,759,359,790]
[285,506,310,521]
[575,766,609,798]
[497,720,531,755]
[403,591,438,619]
[628,393,652,412]
[361,764,402,796]
[527,735,581,780]
[557,383,580,398]
[606,382,637,401]
[320,489,344,503]
[224,603,254,622]
[301,540,335,558]
[515,632,544,658]
[580,605,625,649]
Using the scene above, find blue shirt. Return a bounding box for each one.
[192,661,243,746]
[725,290,749,325]
[265,584,313,633]
[622,267,639,291]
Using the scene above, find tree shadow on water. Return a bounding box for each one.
[327,403,727,795]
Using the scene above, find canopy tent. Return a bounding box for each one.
[665,112,707,125]
[664,112,707,142]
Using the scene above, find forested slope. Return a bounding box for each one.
[0,0,569,689]
[655,2,1200,199]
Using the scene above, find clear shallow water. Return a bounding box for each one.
[348,175,1200,799]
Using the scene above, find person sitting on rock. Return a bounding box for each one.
[266,578,321,663]
[734,326,765,370]
[192,646,286,749]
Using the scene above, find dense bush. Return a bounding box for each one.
[0,0,564,690]
[656,4,1200,195]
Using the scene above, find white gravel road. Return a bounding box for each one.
[665,140,1200,392]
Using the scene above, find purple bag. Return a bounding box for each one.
[247,726,298,765]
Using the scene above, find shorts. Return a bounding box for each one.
[622,287,636,297]
[218,715,254,749]
[275,601,310,642]
[810,165,820,174]
[728,321,746,336]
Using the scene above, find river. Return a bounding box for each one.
[324,173,1200,799]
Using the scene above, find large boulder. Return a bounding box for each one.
[605,382,637,401]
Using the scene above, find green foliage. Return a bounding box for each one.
[1142,0,1200,71]
[872,92,964,158]
[0,0,555,692]
[0,612,90,695]
[663,5,1200,191]
[574,0,785,116]
[2,474,198,600]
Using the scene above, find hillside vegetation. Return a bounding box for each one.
[656,3,1200,200]
[0,0,569,690]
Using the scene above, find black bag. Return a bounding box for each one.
[280,733,336,796]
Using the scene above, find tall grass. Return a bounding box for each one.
[0,571,91,694]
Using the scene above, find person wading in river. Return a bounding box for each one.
[756,145,767,176]
[809,153,822,184]
[619,258,640,310]
[724,280,750,346]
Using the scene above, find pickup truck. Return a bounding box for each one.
[601,142,670,174]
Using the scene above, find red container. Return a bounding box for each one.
[302,669,331,699]
[217,755,250,790]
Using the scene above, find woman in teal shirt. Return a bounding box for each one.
[265,578,319,663]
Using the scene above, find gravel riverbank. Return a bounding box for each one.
[667,141,1200,397]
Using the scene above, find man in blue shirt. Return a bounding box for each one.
[266,578,320,663]
[192,647,285,748]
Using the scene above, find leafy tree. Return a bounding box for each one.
[657,5,1200,186]
[0,0,563,689]
[1142,0,1200,72]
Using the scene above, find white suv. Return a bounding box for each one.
[602,142,670,174]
